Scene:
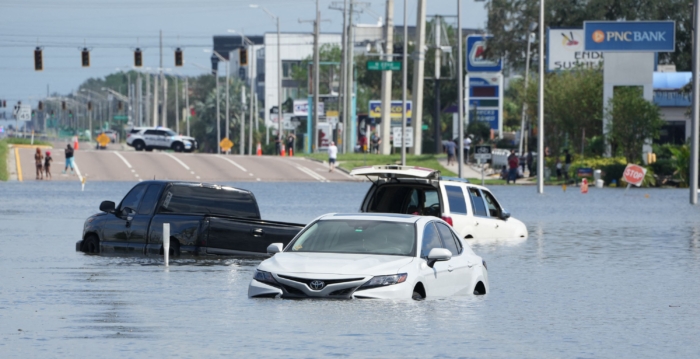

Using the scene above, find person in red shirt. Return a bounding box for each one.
[507,150,519,184]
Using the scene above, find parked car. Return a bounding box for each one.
[248,213,489,300]
[126,126,197,152]
[77,181,304,256]
[349,165,528,241]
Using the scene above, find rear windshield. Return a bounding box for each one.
[287,219,416,256]
[158,185,260,218]
[367,184,441,217]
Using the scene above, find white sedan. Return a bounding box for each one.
[248,213,489,300]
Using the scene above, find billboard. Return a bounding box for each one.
[293,99,323,117]
[583,21,675,52]
[466,35,502,73]
[368,100,412,126]
[547,28,603,71]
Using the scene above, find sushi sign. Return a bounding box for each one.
[547,28,603,72]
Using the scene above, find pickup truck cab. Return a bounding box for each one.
[77,181,304,256]
[350,165,528,242]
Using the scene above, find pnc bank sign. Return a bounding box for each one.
[584,21,675,52]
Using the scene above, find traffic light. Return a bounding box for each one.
[239,47,248,66]
[134,48,143,67]
[174,48,183,67]
[118,101,123,111]
[81,48,90,67]
[62,101,66,110]
[32,110,36,118]
[34,47,43,71]
[87,101,92,111]
[38,101,43,111]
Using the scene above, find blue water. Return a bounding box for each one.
[1,181,699,358]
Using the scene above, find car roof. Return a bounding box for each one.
[318,213,424,224]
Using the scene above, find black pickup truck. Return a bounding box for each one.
[77,181,304,256]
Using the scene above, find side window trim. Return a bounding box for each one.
[481,189,502,219]
[467,186,489,218]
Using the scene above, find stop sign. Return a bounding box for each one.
[623,164,647,187]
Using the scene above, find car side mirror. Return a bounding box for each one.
[100,201,115,213]
[267,243,284,254]
[500,210,511,221]
[426,248,452,268]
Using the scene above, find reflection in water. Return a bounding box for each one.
[1,182,700,357]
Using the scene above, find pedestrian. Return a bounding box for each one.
[328,141,338,172]
[564,149,572,180]
[370,133,381,154]
[507,149,519,184]
[526,150,534,176]
[444,140,457,166]
[274,137,281,156]
[286,133,296,156]
[63,144,75,174]
[556,158,562,180]
[34,147,44,180]
[44,150,53,180]
[463,135,472,164]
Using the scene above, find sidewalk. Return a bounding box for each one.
[437,156,534,184]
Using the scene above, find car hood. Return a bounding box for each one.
[259,252,415,277]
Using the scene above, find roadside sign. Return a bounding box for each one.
[16,105,31,121]
[368,100,412,126]
[367,61,402,71]
[96,133,111,147]
[113,115,129,122]
[392,127,413,148]
[220,138,234,152]
[583,21,675,52]
[577,168,594,178]
[623,164,647,186]
[474,145,492,160]
[466,35,502,72]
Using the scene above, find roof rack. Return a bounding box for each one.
[439,176,470,184]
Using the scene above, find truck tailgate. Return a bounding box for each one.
[205,216,304,256]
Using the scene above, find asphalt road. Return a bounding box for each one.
[16,146,358,183]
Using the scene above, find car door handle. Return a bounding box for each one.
[251,228,265,237]
[495,224,499,228]
[448,265,454,272]
[466,261,474,268]
[475,221,479,226]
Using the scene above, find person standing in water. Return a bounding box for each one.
[44,150,53,180]
[34,148,44,180]
[63,144,75,174]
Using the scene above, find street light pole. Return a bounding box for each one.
[226,51,231,151]
[518,31,533,158]
[457,0,464,176]
[690,0,700,204]
[216,69,221,154]
[537,0,545,194]
[401,0,408,166]
[276,16,283,154]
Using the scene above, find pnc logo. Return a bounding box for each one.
[592,30,605,43]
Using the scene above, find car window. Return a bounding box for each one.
[130,129,141,134]
[467,187,488,217]
[444,185,468,215]
[406,189,420,214]
[452,231,463,253]
[368,185,412,213]
[158,185,261,218]
[137,185,163,215]
[435,222,460,256]
[144,129,158,135]
[119,184,147,211]
[420,222,443,257]
[482,190,502,218]
[155,130,169,136]
[165,130,177,136]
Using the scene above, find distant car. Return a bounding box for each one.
[248,213,489,300]
[126,126,197,152]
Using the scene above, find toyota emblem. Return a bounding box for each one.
[309,280,325,290]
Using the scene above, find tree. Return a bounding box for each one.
[605,86,664,163]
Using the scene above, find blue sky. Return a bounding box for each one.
[1,0,488,105]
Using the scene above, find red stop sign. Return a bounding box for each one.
[623,164,647,186]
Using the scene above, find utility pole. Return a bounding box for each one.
[345,0,355,154]
[145,72,151,126]
[537,0,545,194]
[240,85,245,155]
[380,0,394,154]
[136,74,142,127]
[433,16,442,154]
[153,74,159,127]
[226,52,231,149]
[314,0,321,153]
[457,0,464,177]
[411,0,426,155]
[174,76,179,134]
[216,69,221,154]
[401,0,408,165]
[160,30,165,128]
[185,77,190,136]
[340,0,348,153]
[162,77,168,127]
[518,31,534,157]
[690,0,700,204]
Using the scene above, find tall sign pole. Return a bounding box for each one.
[691,0,700,204]
[411,0,426,155]
[380,0,394,154]
[537,0,545,194]
[401,0,408,165]
[313,0,321,153]
[457,0,464,177]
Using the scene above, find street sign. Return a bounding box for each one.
[367,61,402,71]
[96,133,111,147]
[16,105,31,121]
[392,127,413,148]
[474,145,492,160]
[220,138,234,152]
[113,115,129,122]
[623,164,647,186]
[466,35,503,72]
[583,21,675,52]
[368,100,412,126]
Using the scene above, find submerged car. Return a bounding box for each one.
[248,213,489,300]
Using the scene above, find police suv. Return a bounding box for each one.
[126,127,197,152]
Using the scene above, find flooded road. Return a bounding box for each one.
[1,181,699,358]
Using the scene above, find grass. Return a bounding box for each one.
[2,138,52,146]
[0,140,8,181]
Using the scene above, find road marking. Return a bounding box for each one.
[14,148,22,182]
[73,160,84,183]
[295,165,328,182]
[218,155,247,172]
[114,152,132,168]
[163,153,190,170]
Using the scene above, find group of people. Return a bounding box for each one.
[33,143,76,180]
[444,135,473,166]
[274,133,296,156]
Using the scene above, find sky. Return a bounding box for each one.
[0,0,488,107]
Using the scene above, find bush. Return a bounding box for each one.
[650,158,675,177]
[601,163,627,185]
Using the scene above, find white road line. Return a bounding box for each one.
[218,155,247,172]
[295,165,328,182]
[163,153,191,170]
[73,160,84,183]
[114,152,132,168]
[301,158,355,180]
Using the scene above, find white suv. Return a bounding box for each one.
[126,127,197,152]
[350,165,528,242]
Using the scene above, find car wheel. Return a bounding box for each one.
[82,234,99,254]
[412,290,424,301]
[172,142,184,152]
[133,140,145,151]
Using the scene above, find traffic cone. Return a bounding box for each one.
[256,143,262,156]
[288,147,294,156]
[281,144,286,157]
[580,178,589,194]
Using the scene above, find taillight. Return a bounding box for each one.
[441,216,453,226]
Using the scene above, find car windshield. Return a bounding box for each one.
[165,130,177,136]
[287,219,416,256]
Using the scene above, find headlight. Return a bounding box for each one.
[253,270,279,287]
[358,273,407,290]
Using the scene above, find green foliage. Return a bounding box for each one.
[467,121,491,145]
[601,163,627,186]
[649,158,676,177]
[605,87,664,163]
[584,135,606,157]
[669,144,690,187]
[0,140,8,181]
[1,138,53,146]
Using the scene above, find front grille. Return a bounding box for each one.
[277,274,364,287]
[280,284,306,297]
[329,287,357,296]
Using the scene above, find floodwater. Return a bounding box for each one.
[1,181,699,358]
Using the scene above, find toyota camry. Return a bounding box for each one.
[248,213,489,300]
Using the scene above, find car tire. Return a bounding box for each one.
[412,290,424,301]
[172,142,184,152]
[82,234,100,254]
[133,140,145,151]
